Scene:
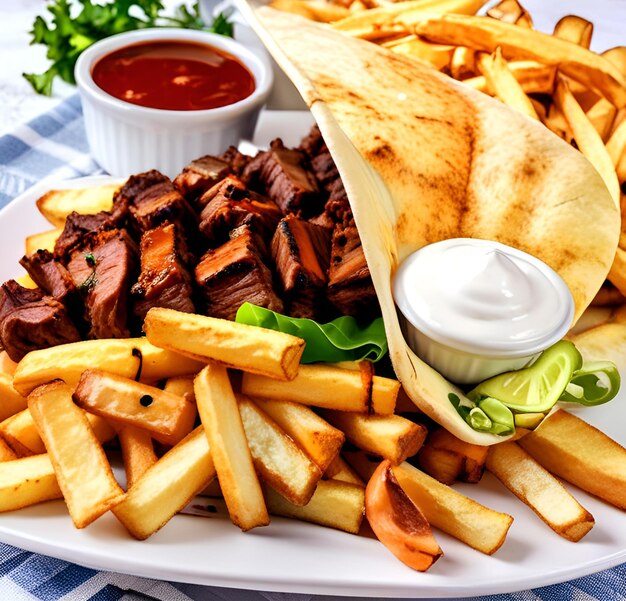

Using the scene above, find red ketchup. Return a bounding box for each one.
[91,40,255,111]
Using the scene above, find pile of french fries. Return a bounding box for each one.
[272,0,626,301]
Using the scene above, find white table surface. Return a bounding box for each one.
[0,2,624,601]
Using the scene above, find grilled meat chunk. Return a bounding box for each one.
[19,249,78,306]
[131,223,195,321]
[298,124,326,159]
[0,280,80,361]
[53,211,118,259]
[243,139,322,216]
[195,226,282,320]
[271,215,330,319]
[327,222,378,318]
[198,176,282,246]
[67,229,138,339]
[173,154,231,205]
[113,170,197,236]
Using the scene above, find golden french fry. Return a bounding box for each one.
[553,15,593,48]
[569,322,626,373]
[0,371,27,421]
[463,60,555,95]
[585,97,617,141]
[264,479,365,534]
[0,454,62,511]
[0,437,16,462]
[36,184,119,228]
[113,426,216,539]
[449,46,476,79]
[0,351,17,376]
[554,77,621,207]
[486,0,533,28]
[144,308,304,381]
[411,14,626,107]
[418,444,466,485]
[24,229,62,255]
[324,455,364,485]
[194,364,269,531]
[322,410,426,465]
[419,427,488,483]
[486,441,594,541]
[74,369,195,443]
[242,363,399,414]
[118,425,158,488]
[251,397,344,472]
[609,246,626,298]
[163,375,196,400]
[383,36,455,71]
[476,48,539,120]
[518,409,626,510]
[0,408,115,458]
[28,381,125,527]
[270,0,350,22]
[606,119,626,166]
[14,274,38,289]
[12,337,205,396]
[239,396,322,505]
[603,46,626,78]
[393,462,514,554]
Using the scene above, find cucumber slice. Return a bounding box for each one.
[468,340,582,413]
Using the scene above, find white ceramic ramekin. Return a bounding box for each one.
[393,238,575,385]
[75,28,273,178]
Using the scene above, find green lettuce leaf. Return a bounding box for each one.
[235,303,388,364]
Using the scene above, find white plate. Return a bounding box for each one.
[1,113,626,598]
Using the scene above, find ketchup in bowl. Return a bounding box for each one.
[91,40,256,111]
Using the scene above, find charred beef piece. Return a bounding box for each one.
[242,139,322,216]
[0,280,80,362]
[271,215,330,319]
[131,223,195,321]
[173,155,231,205]
[198,176,283,246]
[298,124,326,159]
[53,211,118,260]
[113,170,198,237]
[220,146,251,175]
[310,152,340,194]
[195,226,282,320]
[67,229,138,339]
[19,249,78,306]
[327,221,378,318]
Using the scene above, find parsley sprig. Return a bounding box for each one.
[24,0,234,96]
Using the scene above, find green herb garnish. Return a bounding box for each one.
[23,0,234,96]
[79,252,97,292]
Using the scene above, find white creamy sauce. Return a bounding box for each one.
[393,238,574,356]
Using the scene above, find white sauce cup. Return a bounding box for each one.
[75,28,273,178]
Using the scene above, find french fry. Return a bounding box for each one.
[569,322,626,372]
[322,410,427,464]
[0,454,62,511]
[73,369,195,443]
[463,60,555,95]
[113,426,217,539]
[14,274,38,289]
[264,479,365,534]
[12,337,205,396]
[324,455,364,485]
[518,409,626,510]
[28,381,125,527]
[585,97,617,141]
[0,371,27,421]
[604,46,626,78]
[251,397,344,472]
[0,351,17,376]
[411,14,626,107]
[419,427,488,483]
[0,408,116,458]
[36,184,119,228]
[486,441,594,541]
[382,36,455,71]
[144,308,304,381]
[0,437,16,462]
[238,396,322,505]
[242,363,399,414]
[553,15,593,48]
[486,0,533,28]
[393,462,514,554]
[24,228,62,255]
[269,0,349,22]
[449,46,476,79]
[163,375,195,401]
[554,76,621,207]
[342,449,381,481]
[194,364,269,531]
[476,48,539,120]
[607,119,626,166]
[118,425,158,488]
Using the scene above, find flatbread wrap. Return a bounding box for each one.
[239,5,621,444]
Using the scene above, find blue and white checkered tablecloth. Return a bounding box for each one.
[0,95,625,601]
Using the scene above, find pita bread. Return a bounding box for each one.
[242,5,620,444]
